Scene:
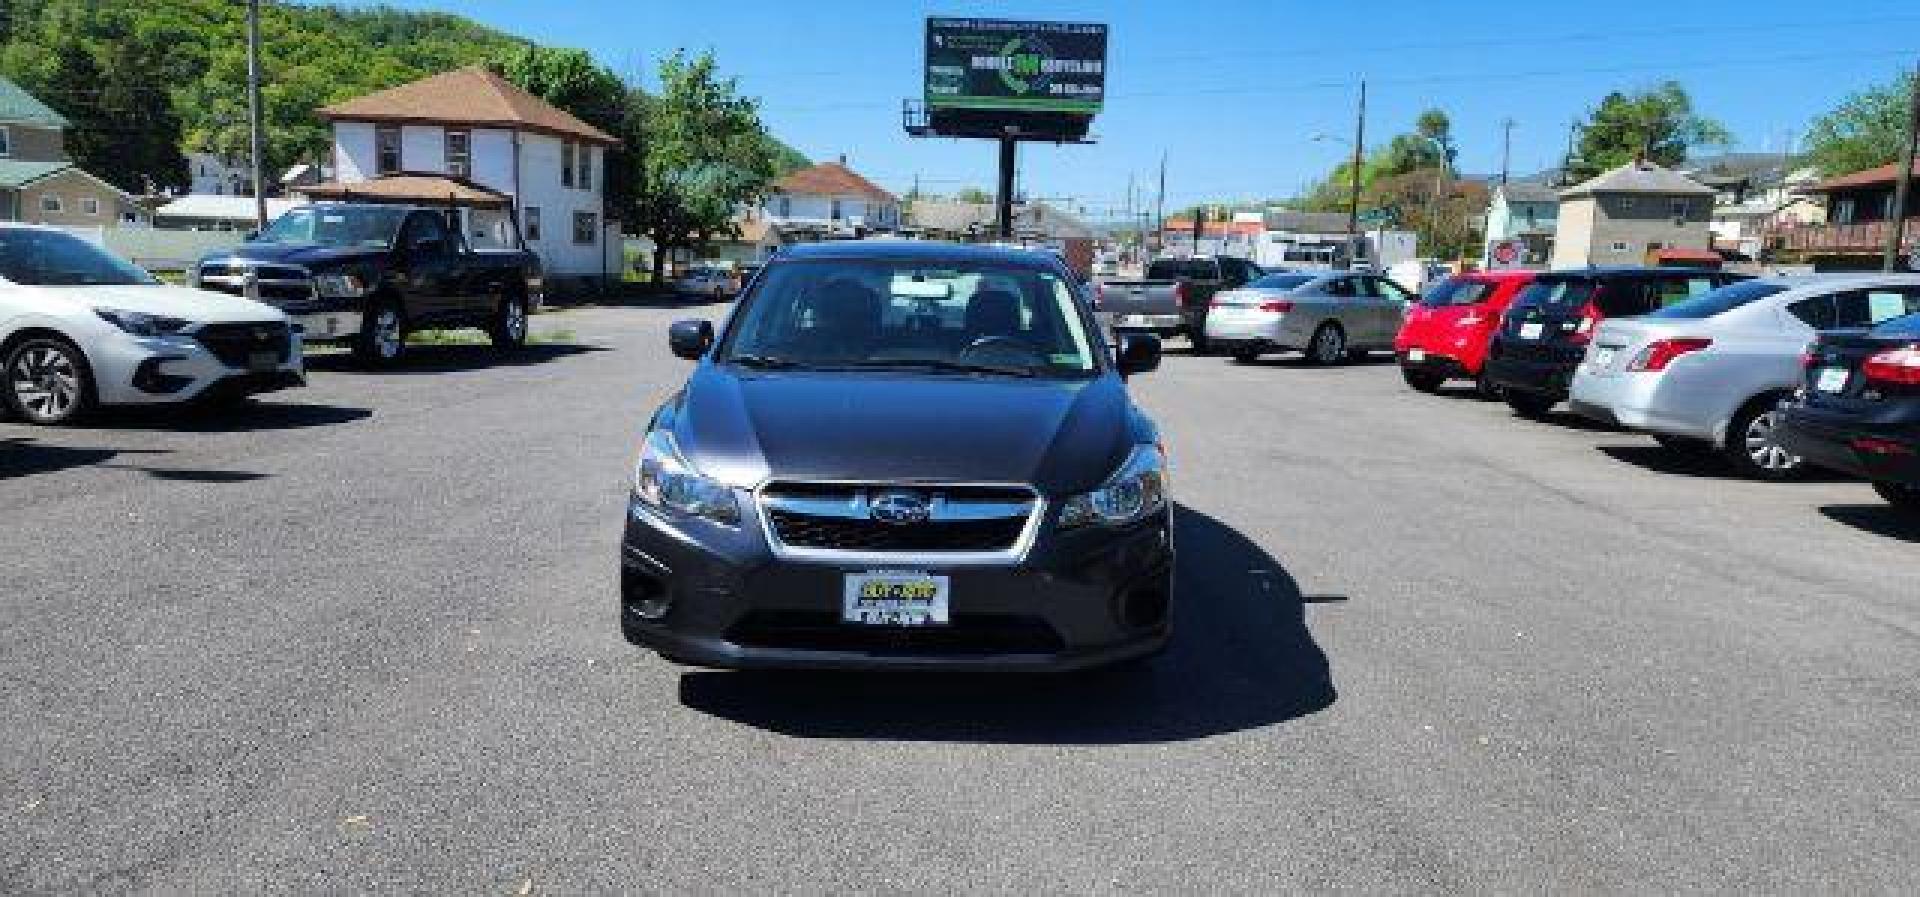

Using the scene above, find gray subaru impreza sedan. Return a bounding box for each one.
[619,241,1173,672]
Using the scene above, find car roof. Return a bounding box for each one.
[1748,273,1920,289]
[777,240,1063,269]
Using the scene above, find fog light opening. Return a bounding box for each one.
[1120,581,1170,629]
[622,567,672,622]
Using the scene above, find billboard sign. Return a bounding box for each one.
[925,18,1107,115]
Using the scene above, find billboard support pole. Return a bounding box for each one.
[997,129,1018,240]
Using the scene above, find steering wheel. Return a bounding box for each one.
[958,334,1046,365]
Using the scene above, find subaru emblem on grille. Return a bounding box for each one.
[869,491,931,526]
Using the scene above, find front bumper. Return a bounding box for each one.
[289,310,364,342]
[1779,405,1920,485]
[619,498,1175,672]
[92,330,305,406]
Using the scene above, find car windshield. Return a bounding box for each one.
[722,258,1100,377]
[258,207,407,248]
[1513,278,1597,310]
[1249,273,1312,289]
[1421,277,1495,307]
[1870,311,1920,337]
[0,228,158,286]
[1646,281,1788,320]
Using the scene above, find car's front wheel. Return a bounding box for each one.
[3,336,95,425]
[489,291,528,349]
[1401,367,1444,393]
[352,301,408,367]
[1872,481,1920,515]
[1725,400,1800,480]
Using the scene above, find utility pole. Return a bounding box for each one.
[245,0,268,231]
[1345,80,1367,262]
[1562,118,1581,185]
[1125,172,1135,255]
[1883,60,1920,272]
[996,128,1017,240]
[1500,118,1515,186]
[1154,151,1167,256]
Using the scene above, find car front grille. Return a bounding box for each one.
[759,482,1038,556]
[197,261,316,307]
[195,321,292,368]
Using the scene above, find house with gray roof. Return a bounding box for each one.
[1483,182,1560,267]
[0,76,143,225]
[1551,160,1716,268]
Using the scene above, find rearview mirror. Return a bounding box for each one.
[1115,332,1162,376]
[669,319,714,360]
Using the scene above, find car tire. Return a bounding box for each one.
[1653,433,1715,456]
[1231,348,1261,364]
[1305,323,1346,365]
[1723,398,1800,480]
[1401,367,1445,393]
[1188,330,1211,355]
[489,291,529,349]
[2,335,96,426]
[1504,389,1557,419]
[1473,370,1503,401]
[352,300,408,367]
[1871,481,1920,514]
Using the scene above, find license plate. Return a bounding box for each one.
[247,350,279,372]
[1519,322,1545,340]
[1816,367,1849,393]
[843,571,949,626]
[1407,348,1426,362]
[1116,314,1147,327]
[1592,347,1617,368]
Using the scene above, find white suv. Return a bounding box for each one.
[0,225,304,425]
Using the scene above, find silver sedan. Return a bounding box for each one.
[1569,274,1920,478]
[1204,271,1415,364]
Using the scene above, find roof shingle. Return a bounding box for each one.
[775,161,896,202]
[0,76,68,129]
[319,65,618,146]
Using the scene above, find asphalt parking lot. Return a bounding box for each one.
[4,302,1918,892]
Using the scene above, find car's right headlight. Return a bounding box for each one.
[1058,444,1168,529]
[314,273,369,298]
[632,428,739,526]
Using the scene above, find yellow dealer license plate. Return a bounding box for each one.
[843,571,949,626]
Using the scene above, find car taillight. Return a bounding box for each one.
[1627,337,1713,372]
[1862,345,1920,386]
[1799,341,1820,368]
[1258,300,1294,313]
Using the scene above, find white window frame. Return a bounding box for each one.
[0,125,11,158]
[1669,197,1689,218]
[40,194,62,213]
[579,145,592,191]
[524,206,542,242]
[81,197,100,216]
[830,198,842,220]
[1609,240,1629,252]
[573,211,597,245]
[445,129,471,179]
[561,141,575,188]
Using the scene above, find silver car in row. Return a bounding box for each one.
[1204,271,1415,364]
[1570,274,1920,478]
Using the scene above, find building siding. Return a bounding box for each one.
[13,168,138,226]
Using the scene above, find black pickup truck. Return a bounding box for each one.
[192,203,543,365]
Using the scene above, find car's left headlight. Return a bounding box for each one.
[314,273,369,298]
[632,428,739,526]
[1059,444,1168,529]
[95,308,193,337]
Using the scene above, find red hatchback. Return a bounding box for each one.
[1394,270,1537,396]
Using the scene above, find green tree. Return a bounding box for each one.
[1803,69,1918,176]
[1568,82,1731,181]
[955,186,992,204]
[494,45,634,219]
[631,50,780,280]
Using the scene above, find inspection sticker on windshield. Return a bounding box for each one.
[1816,367,1849,393]
[1519,322,1545,340]
[844,571,949,625]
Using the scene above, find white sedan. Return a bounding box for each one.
[0,225,304,425]
[1569,274,1920,478]
[675,268,734,298]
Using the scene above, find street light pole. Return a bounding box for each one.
[246,0,268,231]
[1882,60,1920,272]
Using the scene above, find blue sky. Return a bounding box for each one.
[378,1,1918,220]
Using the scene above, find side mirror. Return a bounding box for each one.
[669,319,714,360]
[1115,332,1162,376]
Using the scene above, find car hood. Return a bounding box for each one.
[208,241,387,268]
[669,367,1138,495]
[29,284,287,323]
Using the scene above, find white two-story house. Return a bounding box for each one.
[763,158,899,237]
[312,65,621,288]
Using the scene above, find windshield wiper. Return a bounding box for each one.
[836,359,1039,378]
[728,354,807,370]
